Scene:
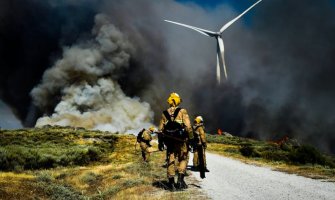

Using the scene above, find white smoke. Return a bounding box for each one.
[35,78,153,133]
[31,14,154,133]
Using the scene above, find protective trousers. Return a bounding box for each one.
[140,142,151,162]
[167,142,189,178]
[193,147,206,167]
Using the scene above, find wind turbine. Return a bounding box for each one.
[165,0,262,84]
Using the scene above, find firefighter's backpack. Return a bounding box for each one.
[137,128,145,143]
[163,108,185,139]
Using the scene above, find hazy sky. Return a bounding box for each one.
[0,100,22,129]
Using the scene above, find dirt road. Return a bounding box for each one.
[189,152,335,200]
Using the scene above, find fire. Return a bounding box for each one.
[269,135,289,146]
[217,128,223,135]
[276,135,289,146]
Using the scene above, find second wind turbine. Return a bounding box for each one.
[165,0,262,84]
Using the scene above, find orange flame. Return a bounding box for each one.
[217,128,223,135]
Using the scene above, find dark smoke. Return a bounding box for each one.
[0,0,98,126]
[1,0,335,153]
[233,0,335,154]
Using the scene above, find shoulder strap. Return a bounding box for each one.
[163,110,171,121]
[173,108,181,120]
[137,128,145,141]
[193,125,200,134]
[163,108,181,122]
[138,128,145,135]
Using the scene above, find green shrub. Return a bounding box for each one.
[324,156,335,168]
[80,172,100,184]
[122,179,146,188]
[0,127,116,171]
[289,145,326,165]
[206,134,243,145]
[92,186,121,199]
[38,154,57,168]
[280,143,293,151]
[112,174,122,179]
[36,182,84,200]
[261,150,289,162]
[224,148,239,154]
[36,171,54,183]
[240,145,260,157]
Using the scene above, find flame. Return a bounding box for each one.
[217,128,223,135]
[268,135,289,146]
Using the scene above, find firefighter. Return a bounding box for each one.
[192,116,209,172]
[138,126,155,162]
[158,92,193,191]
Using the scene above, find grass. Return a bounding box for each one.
[1,126,334,200]
[207,134,335,181]
[0,126,205,200]
[0,126,116,171]
[3,126,333,199]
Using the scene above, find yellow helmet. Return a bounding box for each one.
[194,116,204,124]
[167,92,182,106]
[149,126,156,132]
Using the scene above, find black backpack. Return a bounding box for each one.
[137,128,145,143]
[163,108,185,139]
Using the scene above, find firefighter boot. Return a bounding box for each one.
[176,173,188,190]
[168,177,176,191]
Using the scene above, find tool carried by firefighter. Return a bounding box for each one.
[197,141,206,179]
[192,131,206,178]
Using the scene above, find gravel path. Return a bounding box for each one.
[189,152,335,200]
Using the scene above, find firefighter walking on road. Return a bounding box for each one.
[192,116,209,172]
[158,92,193,191]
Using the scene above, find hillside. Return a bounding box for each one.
[1,127,334,199]
[206,134,335,181]
[0,126,204,200]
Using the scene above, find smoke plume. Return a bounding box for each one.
[31,14,153,133]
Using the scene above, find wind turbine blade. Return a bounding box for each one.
[219,0,262,33]
[217,37,228,80]
[216,50,221,84]
[164,20,217,37]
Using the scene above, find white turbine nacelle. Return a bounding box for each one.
[165,0,262,84]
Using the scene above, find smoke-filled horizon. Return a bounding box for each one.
[1,0,335,153]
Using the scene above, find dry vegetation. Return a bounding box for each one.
[206,134,335,181]
[0,127,206,200]
[4,126,332,199]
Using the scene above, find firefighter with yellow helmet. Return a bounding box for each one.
[137,126,155,162]
[158,92,193,191]
[192,116,209,172]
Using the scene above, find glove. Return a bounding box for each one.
[202,142,207,149]
[187,139,194,150]
[188,143,193,152]
[143,140,151,147]
[158,142,165,151]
